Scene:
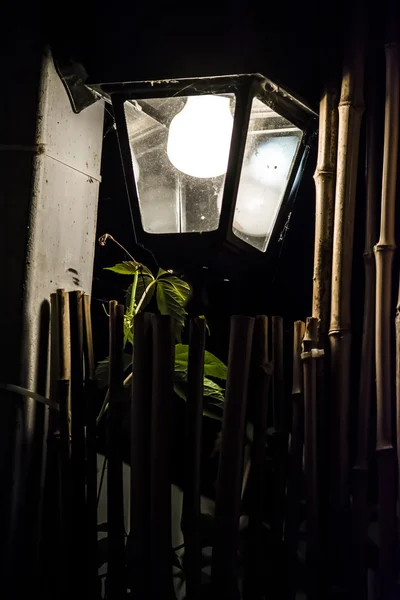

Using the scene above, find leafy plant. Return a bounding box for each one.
[96,234,227,423]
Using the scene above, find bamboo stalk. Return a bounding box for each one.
[150,315,176,599]
[397,285,400,543]
[351,55,380,599]
[106,301,126,598]
[271,316,286,544]
[211,316,254,599]
[312,87,339,338]
[285,320,305,600]
[69,290,87,590]
[303,317,323,599]
[53,290,72,470]
[243,316,272,600]
[49,290,71,599]
[82,294,99,598]
[272,316,285,431]
[182,318,206,600]
[128,312,153,596]
[375,40,399,600]
[311,86,338,588]
[57,293,72,584]
[328,15,365,586]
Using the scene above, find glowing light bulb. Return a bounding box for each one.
[167,95,234,178]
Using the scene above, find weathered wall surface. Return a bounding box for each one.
[0,43,104,592]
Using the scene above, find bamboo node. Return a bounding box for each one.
[313,168,336,179]
[338,100,365,112]
[301,349,324,360]
[374,243,396,253]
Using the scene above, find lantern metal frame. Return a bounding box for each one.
[101,74,317,266]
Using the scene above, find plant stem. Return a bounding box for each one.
[129,270,139,316]
[98,233,138,263]
[136,278,157,314]
[96,371,133,427]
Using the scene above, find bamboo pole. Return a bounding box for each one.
[211,316,254,600]
[82,294,99,597]
[107,301,126,599]
[49,290,71,599]
[182,318,206,600]
[303,317,324,599]
[312,87,339,338]
[285,320,305,600]
[69,290,87,591]
[150,315,176,599]
[375,40,399,600]
[328,15,365,584]
[351,57,380,599]
[271,316,286,544]
[311,86,338,588]
[243,316,272,600]
[128,312,153,597]
[272,316,285,431]
[56,290,72,565]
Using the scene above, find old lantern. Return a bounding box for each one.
[101,74,317,266]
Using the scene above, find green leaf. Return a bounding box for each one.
[95,354,133,388]
[173,381,187,401]
[175,344,227,380]
[203,377,225,402]
[105,261,140,275]
[125,266,155,312]
[156,271,191,336]
[199,315,211,335]
[173,380,225,420]
[203,407,224,421]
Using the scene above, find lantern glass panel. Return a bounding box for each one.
[232,97,302,252]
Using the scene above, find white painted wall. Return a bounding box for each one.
[21,48,104,391]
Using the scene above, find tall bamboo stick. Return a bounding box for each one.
[271,316,286,544]
[285,320,305,600]
[82,294,98,597]
[55,291,72,569]
[49,290,71,599]
[69,290,87,590]
[375,40,399,600]
[107,301,126,599]
[311,86,338,588]
[211,316,254,599]
[303,317,323,599]
[150,315,176,599]
[182,318,206,600]
[129,312,153,596]
[351,57,380,599]
[243,316,272,600]
[328,15,365,585]
[312,87,339,338]
[272,316,285,431]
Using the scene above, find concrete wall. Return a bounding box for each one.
[0,42,104,592]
